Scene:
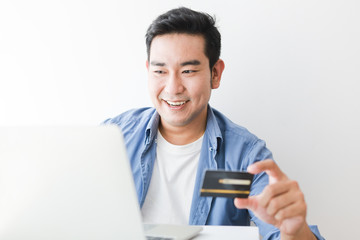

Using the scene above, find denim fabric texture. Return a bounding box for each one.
[103,105,324,240]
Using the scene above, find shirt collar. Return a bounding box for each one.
[205,105,223,152]
[144,105,223,149]
[145,110,160,145]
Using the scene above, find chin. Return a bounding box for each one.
[162,116,190,127]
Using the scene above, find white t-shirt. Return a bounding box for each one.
[141,130,203,224]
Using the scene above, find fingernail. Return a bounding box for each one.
[247,165,255,173]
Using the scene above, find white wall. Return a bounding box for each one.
[1,1,359,239]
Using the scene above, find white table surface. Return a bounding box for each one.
[193,226,259,240]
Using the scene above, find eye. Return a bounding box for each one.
[154,70,165,74]
[182,70,197,74]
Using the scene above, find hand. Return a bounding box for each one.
[234,159,316,240]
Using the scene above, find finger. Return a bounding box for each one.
[274,199,307,222]
[258,180,295,209]
[247,159,287,181]
[266,185,303,216]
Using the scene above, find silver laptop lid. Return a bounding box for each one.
[0,126,145,240]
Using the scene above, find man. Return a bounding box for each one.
[104,7,324,240]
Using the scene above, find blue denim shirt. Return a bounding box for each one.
[104,106,324,240]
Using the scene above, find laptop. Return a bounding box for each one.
[0,126,202,240]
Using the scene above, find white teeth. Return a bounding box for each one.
[166,100,186,106]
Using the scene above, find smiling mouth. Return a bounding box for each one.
[164,100,188,107]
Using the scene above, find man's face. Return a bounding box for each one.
[147,33,218,130]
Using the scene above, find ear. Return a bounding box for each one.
[146,60,149,70]
[211,59,225,89]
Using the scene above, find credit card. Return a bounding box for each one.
[200,170,254,198]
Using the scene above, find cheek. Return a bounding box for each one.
[148,80,162,98]
[190,80,212,97]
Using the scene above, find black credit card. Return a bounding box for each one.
[200,170,254,198]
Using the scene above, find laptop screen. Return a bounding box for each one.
[0,126,146,240]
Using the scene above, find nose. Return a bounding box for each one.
[164,72,185,94]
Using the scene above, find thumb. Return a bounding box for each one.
[234,196,256,211]
[247,159,287,182]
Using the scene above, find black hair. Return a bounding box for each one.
[145,7,221,69]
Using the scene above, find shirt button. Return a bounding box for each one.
[209,147,213,151]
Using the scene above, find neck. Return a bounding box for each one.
[159,113,207,145]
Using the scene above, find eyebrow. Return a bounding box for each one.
[180,60,201,66]
[150,60,201,67]
[150,61,165,66]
